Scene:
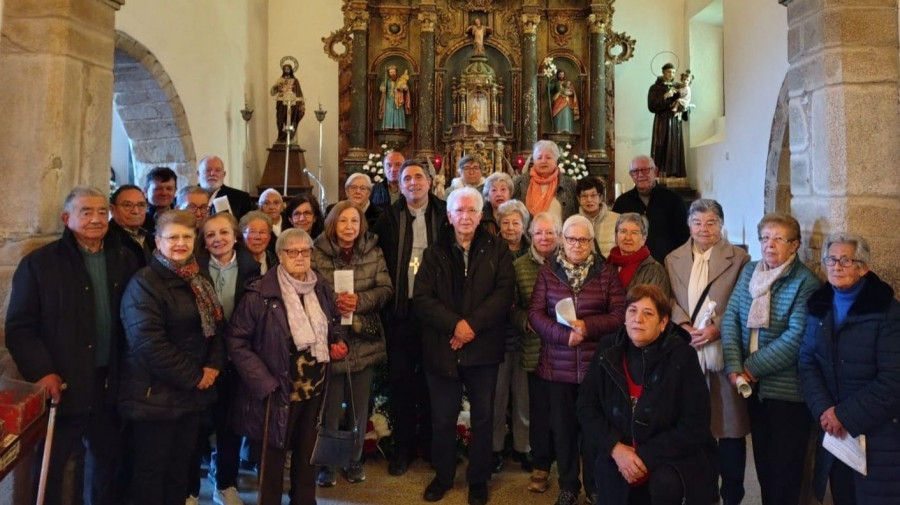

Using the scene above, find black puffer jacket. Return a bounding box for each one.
[118,256,226,420]
[577,323,718,505]
[413,227,515,377]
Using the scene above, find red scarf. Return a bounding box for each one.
[525,167,560,217]
[606,246,650,289]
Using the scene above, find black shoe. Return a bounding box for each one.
[468,482,488,505]
[491,452,504,474]
[554,490,580,505]
[586,492,599,505]
[389,456,409,476]
[424,478,449,502]
[513,451,533,472]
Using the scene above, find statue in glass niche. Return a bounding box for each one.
[379,65,412,130]
[549,69,580,133]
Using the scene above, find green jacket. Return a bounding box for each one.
[513,251,546,372]
[721,259,820,402]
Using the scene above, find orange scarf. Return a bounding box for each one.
[525,167,560,217]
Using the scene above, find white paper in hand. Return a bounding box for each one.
[212,196,232,214]
[555,297,576,327]
[333,270,355,326]
[823,432,867,476]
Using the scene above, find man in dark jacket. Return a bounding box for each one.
[108,184,153,265]
[199,155,254,219]
[372,160,449,476]
[370,151,405,207]
[143,166,177,238]
[5,187,142,505]
[612,155,689,262]
[413,186,515,505]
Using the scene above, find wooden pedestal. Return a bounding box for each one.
[257,143,311,197]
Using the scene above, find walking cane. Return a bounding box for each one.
[257,395,273,504]
[36,383,65,505]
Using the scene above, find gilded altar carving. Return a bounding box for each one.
[382,12,409,45]
[322,28,353,63]
[521,13,540,35]
[418,12,438,33]
[347,9,370,32]
[605,30,636,65]
[549,13,575,46]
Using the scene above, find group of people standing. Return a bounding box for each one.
[4,142,899,505]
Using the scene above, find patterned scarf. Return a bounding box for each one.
[525,167,560,217]
[747,254,796,329]
[153,250,223,337]
[557,249,595,295]
[606,246,650,288]
[277,266,330,363]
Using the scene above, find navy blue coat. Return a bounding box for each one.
[799,272,900,504]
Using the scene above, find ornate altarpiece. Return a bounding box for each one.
[323,0,635,196]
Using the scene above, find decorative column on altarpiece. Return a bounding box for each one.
[520,13,541,156]
[586,12,608,168]
[416,11,438,161]
[345,8,370,168]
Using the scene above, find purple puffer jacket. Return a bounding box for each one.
[225,267,345,449]
[529,255,626,384]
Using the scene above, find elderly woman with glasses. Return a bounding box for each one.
[799,233,900,505]
[343,173,384,228]
[721,213,820,505]
[513,140,578,223]
[606,213,671,296]
[118,210,226,505]
[311,200,393,487]
[529,214,626,505]
[512,212,561,491]
[258,189,286,254]
[227,228,348,505]
[480,171,515,236]
[664,199,749,505]
[240,211,277,274]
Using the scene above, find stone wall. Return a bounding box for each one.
[785,0,900,289]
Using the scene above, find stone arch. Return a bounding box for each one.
[113,31,195,187]
[764,75,791,215]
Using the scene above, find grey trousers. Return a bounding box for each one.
[492,350,530,453]
[323,366,375,465]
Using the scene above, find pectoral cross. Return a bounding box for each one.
[409,256,421,275]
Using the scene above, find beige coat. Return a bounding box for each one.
[665,238,750,438]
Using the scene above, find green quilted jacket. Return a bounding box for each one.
[513,251,546,372]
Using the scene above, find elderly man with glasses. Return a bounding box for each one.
[612,155,689,262]
[413,186,515,505]
[109,183,153,264]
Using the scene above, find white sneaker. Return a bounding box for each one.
[213,486,245,505]
[185,496,199,505]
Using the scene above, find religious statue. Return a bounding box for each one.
[379,65,412,130]
[270,56,305,143]
[466,18,492,56]
[648,62,686,178]
[672,70,694,121]
[548,69,580,133]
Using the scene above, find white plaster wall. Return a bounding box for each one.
[111,107,131,184]
[691,0,788,258]
[687,20,724,146]
[116,0,269,193]
[613,0,686,187]
[268,0,343,201]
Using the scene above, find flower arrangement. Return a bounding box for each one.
[456,397,472,456]
[361,143,391,183]
[558,143,589,180]
[363,400,393,458]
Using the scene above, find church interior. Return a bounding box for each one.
[1,0,898,503]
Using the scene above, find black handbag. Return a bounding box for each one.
[309,362,358,467]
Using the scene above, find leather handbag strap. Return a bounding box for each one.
[690,283,714,326]
[315,353,356,430]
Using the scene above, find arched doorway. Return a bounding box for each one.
[764,76,791,215]
[112,31,195,187]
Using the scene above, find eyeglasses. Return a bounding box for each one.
[292,211,314,219]
[347,185,370,192]
[451,208,480,216]
[564,236,592,246]
[116,202,148,211]
[578,192,601,200]
[758,235,795,245]
[629,168,652,176]
[260,200,283,207]
[281,248,312,258]
[184,204,209,215]
[823,256,863,268]
[244,230,269,238]
[160,234,195,244]
[462,166,482,173]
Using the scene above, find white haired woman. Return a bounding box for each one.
[513,140,578,223]
[607,213,671,296]
[665,199,749,505]
[481,171,515,236]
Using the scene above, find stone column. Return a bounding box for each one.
[0,3,123,502]
[782,0,900,289]
[347,8,370,152]
[520,13,540,152]
[587,13,607,160]
[416,11,437,159]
